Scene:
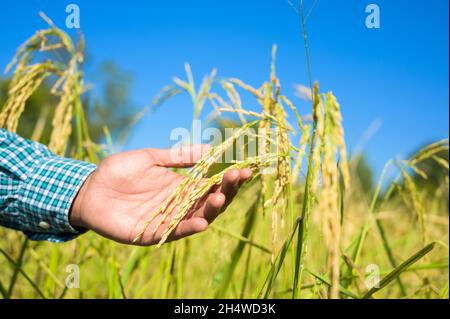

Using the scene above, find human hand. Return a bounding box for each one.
[69,145,252,245]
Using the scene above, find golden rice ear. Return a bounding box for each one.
[228,78,263,100]
[270,100,291,254]
[0,63,56,132]
[132,52,354,298]
[325,91,350,189]
[410,138,449,165]
[48,60,78,156]
[0,12,83,158]
[133,56,310,256]
[302,82,353,299]
[132,119,272,245]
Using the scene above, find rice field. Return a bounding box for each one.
[0,11,448,299]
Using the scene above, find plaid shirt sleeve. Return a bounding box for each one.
[0,129,97,243]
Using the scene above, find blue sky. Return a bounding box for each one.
[0,0,448,175]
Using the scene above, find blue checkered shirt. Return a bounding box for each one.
[0,129,97,242]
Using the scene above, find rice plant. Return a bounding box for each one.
[0,12,448,299]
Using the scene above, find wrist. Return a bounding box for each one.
[70,171,93,229]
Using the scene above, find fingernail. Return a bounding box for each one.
[217,193,226,203]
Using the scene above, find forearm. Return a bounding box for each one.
[0,129,96,242]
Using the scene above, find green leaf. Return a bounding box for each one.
[7,238,28,298]
[0,279,7,298]
[362,242,436,299]
[0,245,46,299]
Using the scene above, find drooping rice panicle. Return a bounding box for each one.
[48,59,78,155]
[410,139,449,165]
[403,160,428,180]
[0,13,90,157]
[157,154,282,246]
[0,62,58,132]
[259,82,274,219]
[133,120,271,244]
[432,155,449,170]
[214,107,290,131]
[271,101,291,235]
[228,78,263,100]
[325,92,350,188]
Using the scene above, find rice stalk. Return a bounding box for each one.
[228,78,263,100]
[292,124,311,183]
[310,82,324,193]
[398,163,427,245]
[221,80,246,125]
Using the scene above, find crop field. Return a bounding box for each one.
[0,8,448,299]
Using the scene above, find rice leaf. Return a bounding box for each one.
[362,242,436,299]
[6,238,28,298]
[0,245,46,299]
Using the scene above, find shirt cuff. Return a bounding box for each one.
[17,156,97,243]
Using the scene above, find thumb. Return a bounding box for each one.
[150,144,211,168]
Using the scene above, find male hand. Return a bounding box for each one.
[70,145,252,245]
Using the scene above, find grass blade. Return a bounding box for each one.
[7,238,28,298]
[116,247,145,297]
[374,218,407,296]
[28,248,66,291]
[0,245,46,299]
[0,279,7,298]
[117,270,127,299]
[440,281,449,299]
[292,216,304,298]
[362,242,436,299]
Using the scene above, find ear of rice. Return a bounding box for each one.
[0,13,85,157]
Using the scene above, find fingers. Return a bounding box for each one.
[197,192,226,223]
[137,216,208,246]
[148,144,211,168]
[165,217,208,242]
[135,168,252,246]
[219,169,241,208]
[197,168,253,220]
[238,168,253,186]
[162,169,252,242]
